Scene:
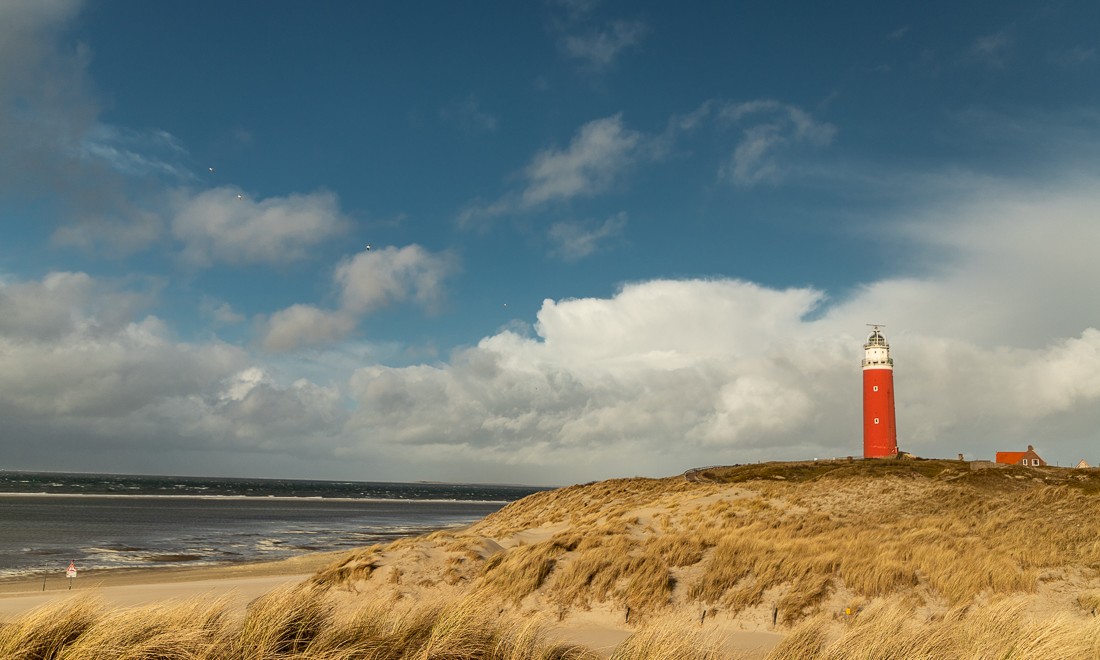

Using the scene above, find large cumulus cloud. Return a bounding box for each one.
[341,180,1100,482]
[0,271,351,475]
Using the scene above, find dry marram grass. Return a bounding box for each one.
[0,587,595,659]
[316,459,1100,628]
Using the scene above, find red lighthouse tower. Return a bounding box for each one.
[863,325,898,458]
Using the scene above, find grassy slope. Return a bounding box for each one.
[316,459,1100,627]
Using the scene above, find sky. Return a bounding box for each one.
[2,0,1099,486]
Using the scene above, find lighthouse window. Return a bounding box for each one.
[873,386,879,392]
[874,418,880,424]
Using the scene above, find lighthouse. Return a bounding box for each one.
[863,325,898,458]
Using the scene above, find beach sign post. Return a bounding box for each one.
[66,560,76,590]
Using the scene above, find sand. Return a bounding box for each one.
[0,551,345,621]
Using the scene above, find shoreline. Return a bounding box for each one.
[0,492,517,504]
[0,549,344,621]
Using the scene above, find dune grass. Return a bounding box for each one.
[0,596,102,660]
[27,585,1100,660]
[315,458,1100,629]
[0,586,596,659]
[768,595,1100,659]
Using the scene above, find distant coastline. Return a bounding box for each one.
[0,470,549,500]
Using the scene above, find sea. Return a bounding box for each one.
[0,471,547,580]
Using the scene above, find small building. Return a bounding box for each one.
[1076,459,1092,469]
[995,444,1047,467]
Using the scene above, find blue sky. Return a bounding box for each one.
[2,0,1099,485]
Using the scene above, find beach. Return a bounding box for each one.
[0,550,345,621]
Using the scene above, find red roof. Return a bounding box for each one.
[996,451,1027,465]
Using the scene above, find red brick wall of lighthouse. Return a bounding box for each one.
[863,367,897,458]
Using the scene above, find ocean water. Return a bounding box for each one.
[0,472,546,580]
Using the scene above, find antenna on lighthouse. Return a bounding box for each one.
[865,324,888,348]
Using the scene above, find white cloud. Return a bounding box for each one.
[171,188,348,266]
[50,200,165,255]
[336,244,457,314]
[523,114,642,206]
[259,305,357,353]
[200,297,245,325]
[459,114,644,226]
[0,270,354,475]
[836,176,1100,347]
[259,245,459,352]
[548,211,627,261]
[0,272,238,421]
[0,271,153,342]
[344,279,834,479]
[719,100,837,187]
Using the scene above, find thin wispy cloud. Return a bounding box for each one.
[718,100,837,187]
[462,99,837,226]
[522,114,642,205]
[968,30,1013,68]
[887,25,910,40]
[559,19,649,71]
[77,124,191,179]
[547,0,648,72]
[1049,45,1097,68]
[459,114,644,226]
[548,212,627,261]
[439,94,498,133]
